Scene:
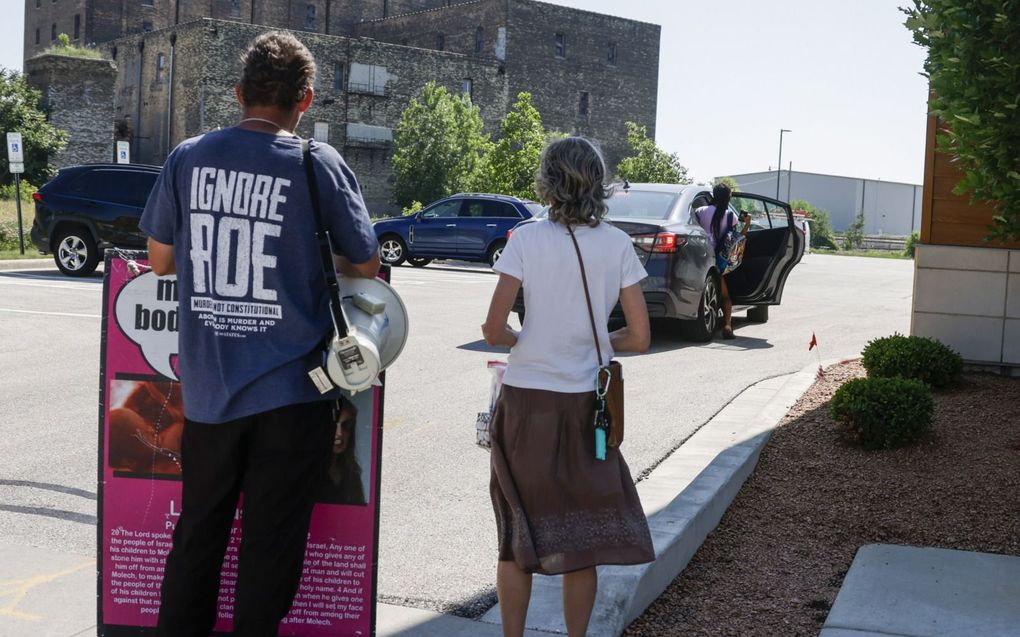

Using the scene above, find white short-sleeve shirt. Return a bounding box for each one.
[494,219,647,393]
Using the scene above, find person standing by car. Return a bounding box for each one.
[695,183,751,339]
[481,137,655,637]
[140,32,380,637]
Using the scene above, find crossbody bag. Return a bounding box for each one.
[566,225,624,461]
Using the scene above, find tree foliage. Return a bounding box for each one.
[903,2,1020,241]
[790,198,838,249]
[712,175,739,192]
[477,92,561,201]
[0,69,68,187]
[391,82,489,208]
[616,121,690,185]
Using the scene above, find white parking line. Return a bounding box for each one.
[0,279,99,291]
[0,308,101,319]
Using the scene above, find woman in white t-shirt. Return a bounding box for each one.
[481,137,655,637]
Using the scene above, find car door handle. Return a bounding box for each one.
[486,223,497,227]
[446,223,457,227]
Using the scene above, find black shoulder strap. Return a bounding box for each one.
[302,139,348,338]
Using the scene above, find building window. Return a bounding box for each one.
[436,33,445,51]
[607,41,617,65]
[231,0,240,18]
[73,14,80,40]
[305,4,316,30]
[142,21,153,31]
[36,0,40,8]
[51,23,56,41]
[474,27,484,54]
[35,29,40,44]
[141,0,154,6]
[579,91,589,117]
[333,62,345,90]
[156,53,165,82]
[554,33,566,58]
[462,78,473,101]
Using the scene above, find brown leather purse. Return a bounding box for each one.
[567,226,624,448]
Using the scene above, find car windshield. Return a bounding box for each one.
[606,190,679,220]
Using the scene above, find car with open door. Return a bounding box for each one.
[511,183,804,341]
[372,193,542,268]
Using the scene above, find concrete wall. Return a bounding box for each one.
[730,170,923,237]
[911,244,1020,373]
[24,53,117,168]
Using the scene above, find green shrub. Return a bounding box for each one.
[903,231,920,258]
[862,333,963,388]
[402,200,423,217]
[828,376,934,450]
[0,220,30,251]
[0,181,38,202]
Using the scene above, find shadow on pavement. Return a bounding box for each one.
[0,479,97,500]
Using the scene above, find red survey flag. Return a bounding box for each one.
[809,332,818,351]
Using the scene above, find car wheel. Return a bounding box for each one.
[54,227,100,277]
[379,235,407,266]
[747,305,769,323]
[408,257,432,268]
[487,240,506,266]
[682,275,720,342]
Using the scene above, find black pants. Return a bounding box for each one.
[156,400,335,637]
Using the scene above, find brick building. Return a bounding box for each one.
[23,0,660,212]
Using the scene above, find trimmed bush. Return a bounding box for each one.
[828,377,934,450]
[862,333,962,388]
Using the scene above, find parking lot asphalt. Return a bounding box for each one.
[0,253,916,623]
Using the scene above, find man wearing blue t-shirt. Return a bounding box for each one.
[140,32,380,637]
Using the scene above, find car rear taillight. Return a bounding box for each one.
[507,229,513,240]
[32,192,43,203]
[632,232,685,253]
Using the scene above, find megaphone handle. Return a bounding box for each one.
[303,139,349,338]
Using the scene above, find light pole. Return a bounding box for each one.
[776,128,791,199]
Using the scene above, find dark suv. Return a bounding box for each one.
[31,163,161,276]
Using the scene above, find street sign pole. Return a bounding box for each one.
[14,172,24,254]
[6,132,26,254]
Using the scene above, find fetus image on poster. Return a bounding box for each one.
[108,379,183,478]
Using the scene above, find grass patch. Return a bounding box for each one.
[0,198,39,256]
[813,248,911,260]
[0,249,46,260]
[41,44,103,60]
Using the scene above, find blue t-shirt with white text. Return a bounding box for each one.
[139,127,378,423]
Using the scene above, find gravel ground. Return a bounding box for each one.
[625,360,1020,637]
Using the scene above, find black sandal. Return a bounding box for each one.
[722,327,736,340]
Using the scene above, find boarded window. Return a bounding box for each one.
[475,27,484,54]
[156,53,165,82]
[50,23,56,41]
[462,78,473,101]
[555,33,566,58]
[35,29,40,45]
[607,42,617,65]
[305,4,317,30]
[436,33,445,51]
[333,62,345,91]
[579,91,589,117]
[73,14,80,40]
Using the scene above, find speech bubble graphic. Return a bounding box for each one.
[115,272,180,380]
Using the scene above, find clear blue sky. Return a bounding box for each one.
[0,0,929,184]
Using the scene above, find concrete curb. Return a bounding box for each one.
[476,360,831,636]
[0,257,52,271]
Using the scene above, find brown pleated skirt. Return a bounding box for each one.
[490,384,655,575]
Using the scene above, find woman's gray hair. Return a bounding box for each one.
[535,137,612,227]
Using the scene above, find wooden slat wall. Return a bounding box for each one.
[920,112,1020,248]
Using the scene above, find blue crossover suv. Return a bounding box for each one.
[373,193,543,267]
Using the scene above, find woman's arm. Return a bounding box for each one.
[481,273,522,348]
[609,283,650,353]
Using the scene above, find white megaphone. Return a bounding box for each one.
[323,275,409,394]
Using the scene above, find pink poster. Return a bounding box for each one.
[98,252,383,636]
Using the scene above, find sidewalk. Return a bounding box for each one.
[3,360,1014,636]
